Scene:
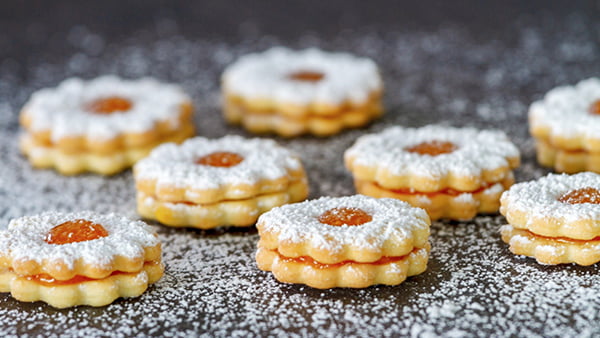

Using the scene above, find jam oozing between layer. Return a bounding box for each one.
[44,219,109,245]
[196,151,244,167]
[279,251,410,269]
[318,207,372,226]
[405,140,457,156]
[287,70,325,82]
[589,100,600,115]
[84,96,133,114]
[558,187,600,205]
[25,270,126,286]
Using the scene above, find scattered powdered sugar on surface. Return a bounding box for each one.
[222,47,382,105]
[23,75,191,140]
[529,77,600,138]
[0,13,599,337]
[0,211,158,269]
[134,135,302,189]
[257,195,429,254]
[345,125,520,179]
[502,172,600,223]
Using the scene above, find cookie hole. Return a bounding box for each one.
[85,96,133,114]
[318,207,372,226]
[405,140,457,156]
[590,100,600,115]
[45,219,109,245]
[558,187,600,204]
[196,151,244,168]
[287,70,325,82]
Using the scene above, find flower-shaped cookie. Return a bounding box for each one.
[134,135,309,229]
[20,75,194,175]
[529,77,600,173]
[256,195,431,289]
[0,211,163,308]
[500,172,600,265]
[222,47,383,137]
[345,125,520,220]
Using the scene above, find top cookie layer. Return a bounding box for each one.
[345,125,520,192]
[21,75,191,142]
[500,172,600,240]
[256,195,430,264]
[529,77,600,150]
[0,211,160,280]
[134,135,305,203]
[222,47,382,106]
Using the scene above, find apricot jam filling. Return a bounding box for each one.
[385,181,495,197]
[44,219,109,245]
[519,228,600,244]
[25,271,126,286]
[589,100,600,115]
[558,187,600,205]
[318,207,372,226]
[196,151,244,167]
[405,140,457,156]
[277,249,417,269]
[287,70,325,82]
[85,96,133,114]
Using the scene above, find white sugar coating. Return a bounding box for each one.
[529,77,600,138]
[22,75,191,140]
[501,172,600,223]
[134,135,302,189]
[222,47,382,105]
[345,125,520,179]
[257,195,429,253]
[0,13,599,337]
[0,211,159,269]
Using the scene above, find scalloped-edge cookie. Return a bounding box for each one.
[500,172,600,265]
[529,78,600,173]
[134,135,309,228]
[19,75,195,175]
[256,195,431,288]
[0,211,163,307]
[344,125,520,220]
[221,47,383,137]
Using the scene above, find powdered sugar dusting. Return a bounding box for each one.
[23,75,190,140]
[501,173,600,223]
[134,135,302,189]
[529,77,600,138]
[222,47,382,105]
[257,195,429,253]
[0,10,598,337]
[345,125,519,179]
[0,211,158,269]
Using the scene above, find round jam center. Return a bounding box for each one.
[558,187,600,204]
[318,207,372,226]
[287,70,325,82]
[405,140,457,156]
[85,96,133,114]
[196,151,244,167]
[590,100,600,115]
[44,219,109,245]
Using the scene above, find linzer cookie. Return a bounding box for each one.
[0,211,163,308]
[500,172,600,265]
[256,195,431,289]
[221,47,383,137]
[19,76,195,175]
[529,77,600,173]
[134,135,309,229]
[344,125,520,221]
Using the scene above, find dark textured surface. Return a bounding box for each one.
[0,1,599,337]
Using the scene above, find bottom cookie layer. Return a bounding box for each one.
[20,125,195,175]
[256,244,430,289]
[137,179,309,229]
[535,139,600,174]
[0,260,164,308]
[354,173,514,221]
[500,225,600,266]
